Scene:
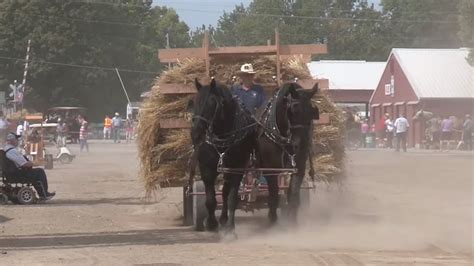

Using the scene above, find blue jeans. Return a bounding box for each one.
[24,168,49,197]
[80,139,89,152]
[113,128,121,143]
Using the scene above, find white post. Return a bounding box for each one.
[20,39,31,113]
[115,68,131,106]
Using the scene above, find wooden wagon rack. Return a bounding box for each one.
[157,29,331,129]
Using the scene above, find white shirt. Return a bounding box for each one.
[3,144,28,168]
[394,117,410,133]
[16,125,24,136]
[385,119,394,132]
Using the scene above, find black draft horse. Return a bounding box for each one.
[190,78,255,233]
[286,83,319,223]
[257,82,319,225]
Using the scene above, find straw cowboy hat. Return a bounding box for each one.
[238,63,256,75]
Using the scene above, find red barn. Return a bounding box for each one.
[370,48,474,147]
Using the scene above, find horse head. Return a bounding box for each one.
[288,82,319,151]
[190,78,234,146]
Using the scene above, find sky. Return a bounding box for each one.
[153,0,253,30]
[153,0,382,30]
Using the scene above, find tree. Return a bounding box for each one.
[0,0,191,119]
[382,0,461,48]
[458,0,474,64]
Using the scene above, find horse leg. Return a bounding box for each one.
[265,176,279,225]
[201,168,219,232]
[225,174,243,234]
[219,176,230,226]
[287,174,303,224]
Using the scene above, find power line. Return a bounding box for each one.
[0,55,157,75]
[0,2,459,28]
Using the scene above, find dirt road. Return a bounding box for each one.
[1,142,473,265]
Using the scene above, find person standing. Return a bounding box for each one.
[230,63,266,114]
[394,113,409,152]
[112,112,122,143]
[360,119,369,148]
[78,116,89,152]
[384,113,394,149]
[56,118,68,147]
[462,114,472,151]
[103,115,112,139]
[440,115,454,151]
[125,114,134,143]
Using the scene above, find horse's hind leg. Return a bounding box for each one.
[201,169,219,232]
[265,176,279,225]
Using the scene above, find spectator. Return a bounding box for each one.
[427,115,442,147]
[103,115,112,139]
[394,113,409,152]
[112,112,122,143]
[462,114,472,151]
[384,113,394,149]
[125,114,134,143]
[79,116,89,152]
[3,132,55,200]
[440,115,454,151]
[360,119,369,148]
[56,118,68,147]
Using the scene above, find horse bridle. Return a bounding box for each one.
[192,92,222,135]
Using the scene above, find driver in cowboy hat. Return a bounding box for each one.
[231,63,266,114]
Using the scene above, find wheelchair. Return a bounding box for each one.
[0,151,39,205]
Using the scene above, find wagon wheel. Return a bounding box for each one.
[59,154,73,164]
[16,187,37,205]
[192,180,206,231]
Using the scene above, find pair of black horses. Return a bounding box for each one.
[190,78,318,234]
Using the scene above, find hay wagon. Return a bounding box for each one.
[148,30,335,230]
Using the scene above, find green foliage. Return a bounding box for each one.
[0,0,190,119]
[382,0,460,48]
[191,0,464,61]
[458,0,474,65]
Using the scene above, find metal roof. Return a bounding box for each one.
[392,48,473,99]
[307,60,385,90]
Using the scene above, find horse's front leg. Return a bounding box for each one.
[287,174,304,224]
[201,167,219,232]
[265,175,279,225]
[224,173,243,234]
[219,175,230,226]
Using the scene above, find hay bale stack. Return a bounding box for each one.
[312,93,346,182]
[138,56,345,194]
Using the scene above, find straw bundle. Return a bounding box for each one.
[312,91,346,183]
[138,56,345,194]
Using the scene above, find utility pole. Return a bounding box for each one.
[20,39,31,113]
[165,30,171,68]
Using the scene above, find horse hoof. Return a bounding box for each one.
[219,216,228,226]
[221,229,238,241]
[268,212,278,226]
[204,217,219,232]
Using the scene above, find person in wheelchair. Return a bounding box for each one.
[3,132,55,200]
